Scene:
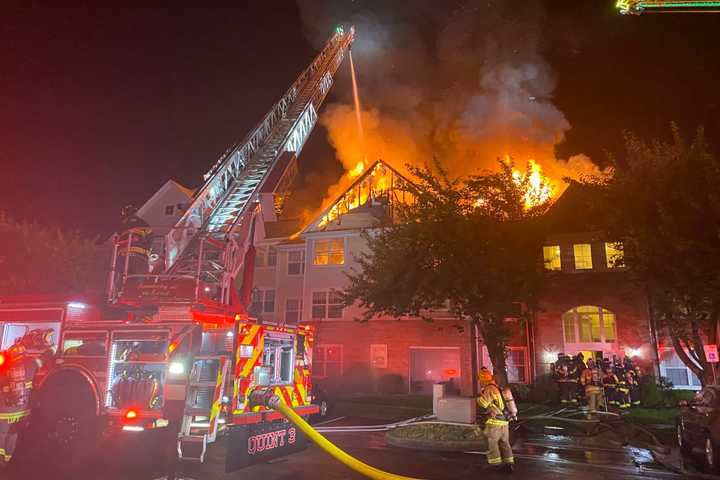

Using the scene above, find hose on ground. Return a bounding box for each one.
[270,396,424,480]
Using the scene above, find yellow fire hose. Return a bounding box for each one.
[265,394,423,480]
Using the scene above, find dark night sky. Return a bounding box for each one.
[1,1,719,236]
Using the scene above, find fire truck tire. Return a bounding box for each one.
[28,376,99,470]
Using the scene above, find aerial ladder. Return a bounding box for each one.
[109,26,355,309]
[617,0,720,14]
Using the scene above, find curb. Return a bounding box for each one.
[385,430,487,452]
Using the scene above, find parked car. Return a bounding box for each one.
[310,385,335,423]
[676,385,720,471]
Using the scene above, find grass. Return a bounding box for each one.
[391,423,483,441]
[623,407,678,425]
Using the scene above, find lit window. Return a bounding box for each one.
[573,244,593,270]
[311,290,344,320]
[543,245,561,271]
[165,205,174,215]
[287,250,305,275]
[313,238,344,265]
[605,242,625,269]
[285,298,302,324]
[314,344,343,378]
[562,306,616,345]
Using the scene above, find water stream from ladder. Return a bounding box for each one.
[349,50,366,158]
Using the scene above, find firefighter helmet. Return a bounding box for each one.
[478,368,494,385]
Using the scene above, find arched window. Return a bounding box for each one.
[562,306,616,345]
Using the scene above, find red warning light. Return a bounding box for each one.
[0,352,6,367]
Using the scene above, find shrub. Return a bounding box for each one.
[527,373,559,404]
[341,363,375,393]
[378,374,405,394]
[509,383,530,403]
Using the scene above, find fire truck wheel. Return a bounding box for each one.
[29,377,99,470]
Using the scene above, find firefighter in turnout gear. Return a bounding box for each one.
[477,368,517,473]
[603,365,619,406]
[116,205,152,277]
[0,332,49,465]
[580,358,604,417]
[556,354,579,406]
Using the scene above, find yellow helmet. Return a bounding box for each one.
[478,368,494,385]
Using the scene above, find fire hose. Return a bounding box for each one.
[249,389,423,480]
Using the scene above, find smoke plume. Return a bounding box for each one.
[296,0,602,219]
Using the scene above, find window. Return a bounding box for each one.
[311,290,344,320]
[543,245,561,271]
[255,246,277,268]
[507,348,528,383]
[573,244,593,270]
[605,242,625,269]
[256,334,295,385]
[62,331,107,356]
[267,247,277,267]
[314,344,343,378]
[287,250,305,275]
[251,289,275,314]
[481,346,528,384]
[285,298,303,324]
[562,306,616,344]
[659,348,702,390]
[1,322,61,352]
[165,205,174,215]
[313,238,344,265]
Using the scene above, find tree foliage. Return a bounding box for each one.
[581,126,720,385]
[0,213,109,296]
[343,159,551,388]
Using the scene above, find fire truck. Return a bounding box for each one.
[0,26,354,473]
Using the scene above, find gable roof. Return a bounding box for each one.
[301,160,414,235]
[137,179,195,219]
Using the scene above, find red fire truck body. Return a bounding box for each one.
[0,296,317,468]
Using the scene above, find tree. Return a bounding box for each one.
[343,159,551,391]
[0,213,109,296]
[581,126,720,385]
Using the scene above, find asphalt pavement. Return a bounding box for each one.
[2,415,712,480]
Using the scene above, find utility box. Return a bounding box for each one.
[437,396,477,424]
[433,383,446,415]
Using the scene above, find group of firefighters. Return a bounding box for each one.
[553,352,642,413]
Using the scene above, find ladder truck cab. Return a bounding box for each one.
[0,26,354,472]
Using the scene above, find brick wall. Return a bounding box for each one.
[312,317,474,395]
[534,270,652,374]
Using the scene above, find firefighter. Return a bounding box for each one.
[477,368,517,473]
[626,370,641,407]
[116,205,152,278]
[580,358,604,417]
[614,371,630,409]
[603,365,618,407]
[555,353,571,406]
[574,353,587,406]
[0,335,46,465]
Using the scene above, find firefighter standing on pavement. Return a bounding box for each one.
[580,358,604,417]
[603,364,619,407]
[477,368,517,473]
[0,331,48,466]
